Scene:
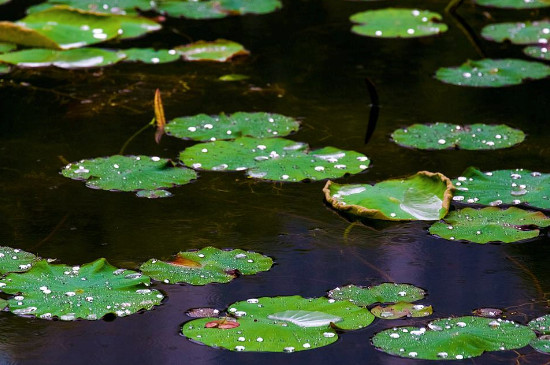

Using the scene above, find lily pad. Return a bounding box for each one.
[61,155,197,194]
[0,259,163,320]
[529,315,550,334]
[139,247,273,285]
[531,335,550,353]
[323,172,453,221]
[371,302,433,319]
[114,14,161,40]
[482,21,550,45]
[435,58,550,87]
[429,207,550,243]
[135,189,172,198]
[120,48,180,64]
[219,74,249,81]
[26,0,154,15]
[474,0,550,9]
[391,123,525,150]
[350,8,448,38]
[524,45,550,61]
[176,39,249,62]
[0,247,39,275]
[372,316,536,360]
[165,112,300,141]
[182,295,374,352]
[0,42,16,54]
[452,167,550,209]
[157,0,282,19]
[0,48,126,69]
[328,283,426,306]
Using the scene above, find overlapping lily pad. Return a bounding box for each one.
[0,259,163,320]
[482,21,550,45]
[139,247,273,285]
[373,316,536,360]
[0,42,16,54]
[391,123,525,150]
[529,315,550,353]
[452,168,550,209]
[524,46,550,61]
[474,0,550,9]
[328,283,426,306]
[180,137,370,182]
[0,48,126,69]
[429,207,550,243]
[120,48,180,64]
[371,302,433,319]
[165,112,300,141]
[26,0,154,15]
[350,8,448,38]
[435,58,550,87]
[176,39,249,62]
[62,155,197,195]
[323,172,453,221]
[157,0,282,19]
[0,247,39,274]
[182,295,374,352]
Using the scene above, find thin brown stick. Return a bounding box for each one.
[506,255,545,299]
[31,214,70,250]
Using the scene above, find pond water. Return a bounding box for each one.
[1,0,550,364]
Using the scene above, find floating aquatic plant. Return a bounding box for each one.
[328,283,426,306]
[0,42,16,54]
[371,302,432,319]
[176,39,249,62]
[156,0,282,19]
[482,21,550,45]
[26,0,154,15]
[474,0,550,9]
[0,48,126,69]
[524,46,550,61]
[529,315,550,353]
[0,247,39,275]
[120,48,180,64]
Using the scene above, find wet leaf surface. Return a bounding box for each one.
[371,302,433,319]
[328,283,426,306]
[120,48,180,64]
[26,0,154,15]
[176,39,249,62]
[524,45,550,61]
[475,0,550,8]
[0,48,126,68]
[157,0,281,19]
[186,307,221,318]
[482,21,550,45]
[0,247,39,275]
[473,308,503,318]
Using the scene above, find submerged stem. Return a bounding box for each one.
[506,255,545,300]
[119,118,155,155]
[445,0,486,58]
[364,77,379,145]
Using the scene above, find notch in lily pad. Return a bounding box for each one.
[371,302,433,319]
[350,8,447,38]
[0,247,39,275]
[139,247,273,285]
[429,207,550,243]
[391,123,525,150]
[182,295,374,352]
[373,316,536,360]
[0,258,163,320]
[328,283,426,306]
[324,171,454,221]
[176,39,249,62]
[61,155,197,198]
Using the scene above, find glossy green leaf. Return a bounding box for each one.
[121,48,180,64]
[371,302,433,319]
[530,336,550,353]
[328,283,426,306]
[529,315,550,334]
[323,172,453,221]
[157,0,282,19]
[0,42,16,54]
[114,14,161,40]
[0,48,126,68]
[429,207,550,243]
[0,247,39,275]
[135,189,173,198]
[435,58,550,87]
[62,155,197,193]
[373,316,536,360]
[452,167,550,209]
[350,8,447,38]
[475,0,550,9]
[139,247,273,285]
[166,112,300,141]
[482,21,550,45]
[176,39,249,62]
[0,259,163,320]
[524,45,550,61]
[26,0,154,15]
[182,295,374,352]
[391,123,525,150]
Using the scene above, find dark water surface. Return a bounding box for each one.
[1,0,550,364]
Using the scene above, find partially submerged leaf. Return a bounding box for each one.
[135,189,172,198]
[524,45,550,61]
[0,42,16,54]
[429,207,550,243]
[0,259,163,320]
[475,0,550,8]
[371,302,432,319]
[482,21,550,45]
[323,171,454,221]
[350,8,448,38]
[157,0,282,19]
[473,308,503,318]
[139,247,273,285]
[0,48,126,69]
[529,315,550,334]
[121,48,180,64]
[328,283,426,306]
[176,39,249,62]
[0,247,39,275]
[435,58,550,87]
[391,123,525,150]
[186,307,221,318]
[373,316,536,360]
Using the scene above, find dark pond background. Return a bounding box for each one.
[1,0,550,364]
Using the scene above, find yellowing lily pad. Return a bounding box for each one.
[0,48,126,68]
[323,171,454,221]
[139,247,274,285]
[176,39,249,62]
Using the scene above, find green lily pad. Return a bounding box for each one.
[166,112,300,141]
[120,48,180,64]
[350,8,448,38]
[139,247,273,285]
[0,259,163,320]
[391,123,525,150]
[176,39,249,62]
[157,0,281,19]
[474,0,550,9]
[529,315,550,334]
[371,302,433,319]
[429,207,550,243]
[219,74,249,81]
[0,42,16,54]
[323,171,453,221]
[26,0,154,15]
[0,48,126,69]
[531,335,550,353]
[372,316,536,360]
[435,58,550,87]
[182,295,374,352]
[328,283,426,306]
[0,247,39,275]
[482,21,550,45]
[452,167,550,209]
[524,45,550,61]
[135,189,173,198]
[62,155,197,193]
[114,14,161,40]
